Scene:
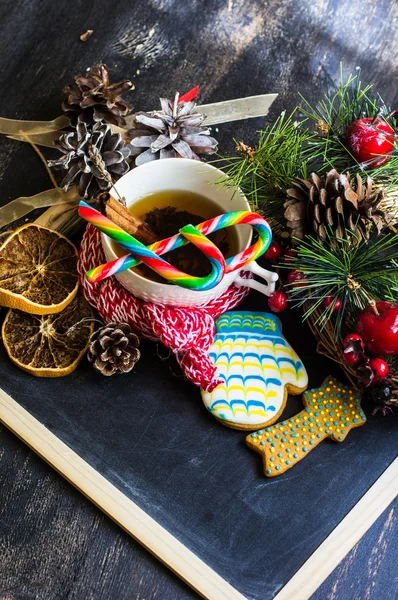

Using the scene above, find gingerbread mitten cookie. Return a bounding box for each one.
[201,311,308,430]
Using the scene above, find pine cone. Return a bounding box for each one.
[62,63,134,127]
[48,122,131,198]
[127,93,218,166]
[284,170,390,244]
[87,322,140,376]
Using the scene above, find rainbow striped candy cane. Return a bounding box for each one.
[79,202,273,290]
[79,201,226,291]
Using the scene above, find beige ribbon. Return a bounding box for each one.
[0,115,68,135]
[34,187,80,234]
[0,188,64,227]
[7,131,62,148]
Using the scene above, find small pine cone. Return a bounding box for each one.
[126,92,218,166]
[87,322,140,376]
[284,169,390,244]
[48,122,131,199]
[62,63,134,127]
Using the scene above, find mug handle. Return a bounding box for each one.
[234,261,279,297]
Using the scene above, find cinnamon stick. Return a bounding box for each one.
[99,192,158,245]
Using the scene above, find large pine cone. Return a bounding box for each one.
[87,323,140,376]
[48,122,131,198]
[127,93,218,166]
[284,170,389,244]
[62,63,134,127]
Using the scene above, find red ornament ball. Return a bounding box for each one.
[264,240,281,262]
[369,357,389,383]
[346,117,394,168]
[287,270,307,288]
[268,291,287,313]
[357,302,398,356]
[323,296,342,312]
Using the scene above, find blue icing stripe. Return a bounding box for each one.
[222,374,281,387]
[245,352,266,360]
[264,378,282,387]
[209,398,270,416]
[214,311,282,336]
[260,354,278,363]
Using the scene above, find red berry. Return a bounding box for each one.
[284,249,297,257]
[357,302,398,356]
[264,240,281,262]
[287,270,307,287]
[343,333,364,349]
[283,248,297,262]
[368,357,389,382]
[323,296,342,312]
[342,333,366,366]
[268,291,287,313]
[346,118,394,168]
[342,350,361,367]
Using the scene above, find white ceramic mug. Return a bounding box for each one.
[101,158,278,307]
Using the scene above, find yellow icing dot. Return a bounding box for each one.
[337,428,340,432]
[319,427,323,431]
[288,454,292,458]
[326,387,330,391]
[311,435,315,439]
[281,444,285,448]
[302,427,307,432]
[271,448,275,453]
[321,411,325,415]
[281,459,285,463]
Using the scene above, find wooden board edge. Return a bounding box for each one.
[1,385,397,600]
[0,388,247,600]
[273,455,398,600]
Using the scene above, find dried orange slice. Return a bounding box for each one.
[0,224,78,315]
[2,295,94,377]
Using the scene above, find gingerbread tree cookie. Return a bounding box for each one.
[246,377,366,476]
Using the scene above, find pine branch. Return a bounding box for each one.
[214,111,314,231]
[298,65,398,215]
[283,231,398,338]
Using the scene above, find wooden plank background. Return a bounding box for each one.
[1,0,398,598]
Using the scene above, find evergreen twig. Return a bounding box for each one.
[283,231,398,338]
[216,65,398,230]
[214,111,313,231]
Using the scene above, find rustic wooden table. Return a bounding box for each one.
[0,1,397,598]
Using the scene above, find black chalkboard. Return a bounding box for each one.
[1,289,397,600]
